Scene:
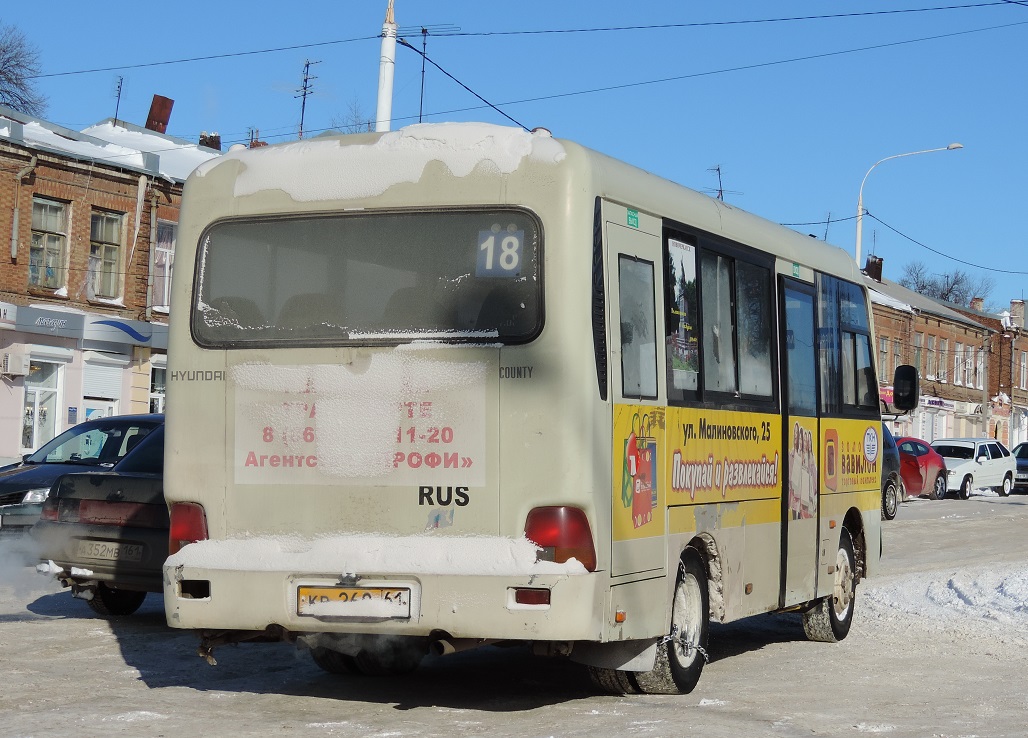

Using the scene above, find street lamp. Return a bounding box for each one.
[854,143,963,267]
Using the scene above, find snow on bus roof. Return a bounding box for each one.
[166,533,588,577]
[196,122,567,202]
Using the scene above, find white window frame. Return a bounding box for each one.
[1020,351,1027,390]
[955,342,964,386]
[29,198,69,290]
[976,347,985,390]
[89,210,124,300]
[938,338,948,382]
[153,220,176,311]
[926,334,936,380]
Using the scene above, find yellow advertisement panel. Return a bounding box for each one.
[666,408,781,505]
[822,418,881,496]
[612,405,666,541]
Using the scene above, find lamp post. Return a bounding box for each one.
[854,143,963,267]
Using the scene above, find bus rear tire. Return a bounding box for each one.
[632,549,709,695]
[586,665,640,694]
[802,528,856,644]
[310,646,361,675]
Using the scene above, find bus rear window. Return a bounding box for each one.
[192,209,542,347]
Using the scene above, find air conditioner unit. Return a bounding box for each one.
[2,353,30,377]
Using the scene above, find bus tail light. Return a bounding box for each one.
[524,506,596,572]
[169,502,208,555]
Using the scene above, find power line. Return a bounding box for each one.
[865,213,1028,275]
[395,38,528,131]
[27,3,1015,79]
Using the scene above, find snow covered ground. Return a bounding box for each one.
[1,492,1026,737]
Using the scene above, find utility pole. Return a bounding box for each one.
[376,0,398,132]
[296,59,320,140]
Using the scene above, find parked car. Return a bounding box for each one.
[32,421,166,617]
[1012,442,1028,493]
[929,438,1016,499]
[0,414,163,537]
[881,424,901,520]
[897,437,949,500]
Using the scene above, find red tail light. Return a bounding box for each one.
[169,502,208,555]
[39,497,61,522]
[524,506,596,572]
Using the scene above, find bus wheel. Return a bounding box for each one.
[959,476,973,500]
[585,665,640,695]
[310,646,361,675]
[881,477,898,520]
[930,474,948,500]
[802,528,856,643]
[632,549,709,695]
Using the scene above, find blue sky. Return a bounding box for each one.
[5,1,1027,308]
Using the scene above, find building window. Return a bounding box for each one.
[954,342,964,386]
[29,198,68,289]
[879,336,890,378]
[965,345,976,388]
[89,211,123,299]
[1020,351,1027,390]
[893,338,901,377]
[914,332,924,376]
[149,367,166,413]
[975,347,984,390]
[154,221,176,310]
[939,339,948,382]
[22,360,60,452]
[926,335,936,379]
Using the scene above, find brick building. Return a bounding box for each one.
[0,104,219,463]
[865,256,1028,448]
[947,297,1028,447]
[863,258,992,442]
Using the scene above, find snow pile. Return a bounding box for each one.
[165,533,589,577]
[200,122,567,202]
[861,565,1028,645]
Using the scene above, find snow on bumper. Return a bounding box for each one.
[163,533,602,641]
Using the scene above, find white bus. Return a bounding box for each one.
[163,122,916,694]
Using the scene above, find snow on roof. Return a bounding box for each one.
[198,122,567,202]
[81,120,220,181]
[0,105,220,183]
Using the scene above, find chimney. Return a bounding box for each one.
[970,297,985,312]
[248,129,268,149]
[145,95,174,133]
[863,255,883,283]
[1010,300,1025,329]
[199,131,222,151]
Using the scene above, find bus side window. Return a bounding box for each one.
[618,255,658,400]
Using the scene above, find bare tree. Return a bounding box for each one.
[0,23,46,116]
[332,97,374,135]
[898,260,996,308]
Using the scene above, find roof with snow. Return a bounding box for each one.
[0,104,220,182]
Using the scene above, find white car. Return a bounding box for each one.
[929,438,1016,499]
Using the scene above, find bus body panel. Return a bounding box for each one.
[163,124,882,670]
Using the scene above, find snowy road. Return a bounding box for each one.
[2,492,1027,738]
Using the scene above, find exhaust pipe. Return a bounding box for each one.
[430,637,499,656]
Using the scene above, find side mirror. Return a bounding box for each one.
[977,454,988,464]
[892,364,919,413]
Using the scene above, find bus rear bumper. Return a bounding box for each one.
[163,537,607,643]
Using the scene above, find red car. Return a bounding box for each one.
[897,437,949,500]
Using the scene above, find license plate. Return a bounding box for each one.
[296,585,411,618]
[1018,473,1028,480]
[74,539,143,563]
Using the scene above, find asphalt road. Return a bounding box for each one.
[1,492,1026,738]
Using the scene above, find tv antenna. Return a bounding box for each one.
[398,24,460,122]
[295,59,321,139]
[113,76,124,127]
[704,165,742,201]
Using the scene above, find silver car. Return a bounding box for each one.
[930,438,1016,499]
